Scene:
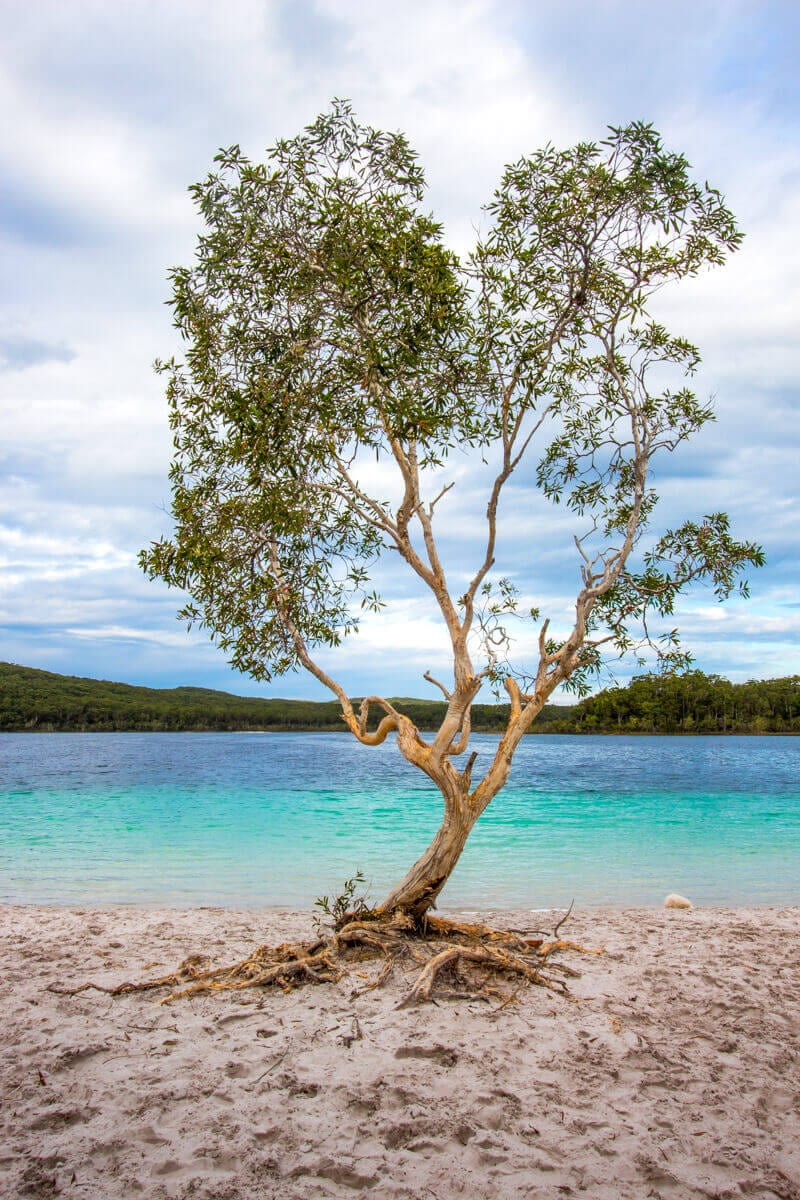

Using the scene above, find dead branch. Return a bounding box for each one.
[461,750,478,790]
[423,670,452,701]
[554,898,575,937]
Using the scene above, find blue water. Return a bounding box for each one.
[0,733,798,909]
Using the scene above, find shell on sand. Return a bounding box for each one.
[664,892,693,909]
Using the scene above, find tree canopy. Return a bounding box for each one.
[142,102,763,920]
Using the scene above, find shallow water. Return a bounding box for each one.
[1,732,798,908]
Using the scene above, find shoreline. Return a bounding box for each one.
[2,904,799,1198]
[3,727,800,735]
[3,899,800,912]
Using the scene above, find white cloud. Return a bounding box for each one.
[0,0,797,697]
[65,624,205,649]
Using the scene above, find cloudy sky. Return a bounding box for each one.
[1,0,798,701]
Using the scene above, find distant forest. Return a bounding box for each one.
[0,662,566,733]
[1,662,798,734]
[568,671,800,734]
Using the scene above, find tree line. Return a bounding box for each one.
[0,662,567,733]
[563,670,800,734]
[1,662,798,734]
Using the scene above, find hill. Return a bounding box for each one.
[0,662,572,733]
[3,663,798,734]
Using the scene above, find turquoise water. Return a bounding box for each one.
[1,733,798,909]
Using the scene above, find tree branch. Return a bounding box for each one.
[424,671,452,701]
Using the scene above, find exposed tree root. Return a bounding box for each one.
[48,907,600,1009]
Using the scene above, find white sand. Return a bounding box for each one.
[2,904,799,1199]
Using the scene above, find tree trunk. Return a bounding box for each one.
[376,700,531,923]
[379,799,477,923]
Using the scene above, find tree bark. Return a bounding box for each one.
[378,686,552,922]
[379,798,477,922]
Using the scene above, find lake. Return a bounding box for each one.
[1,733,798,909]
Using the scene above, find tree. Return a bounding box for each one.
[140,102,762,991]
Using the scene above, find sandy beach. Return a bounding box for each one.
[2,904,799,1199]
